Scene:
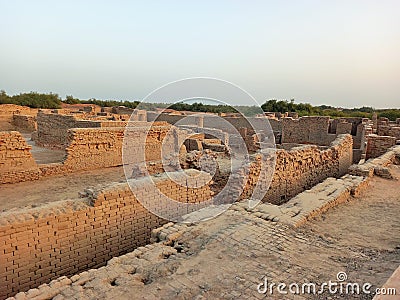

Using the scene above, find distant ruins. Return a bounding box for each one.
[0,104,399,299]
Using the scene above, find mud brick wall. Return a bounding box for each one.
[0,105,37,132]
[12,115,37,132]
[281,116,336,145]
[147,112,278,135]
[98,121,128,127]
[62,127,125,170]
[1,125,182,184]
[366,135,396,160]
[62,125,178,172]
[36,111,161,149]
[0,131,40,184]
[377,125,400,140]
[36,111,101,149]
[240,134,353,205]
[0,170,212,299]
[330,118,363,135]
[336,121,353,134]
[0,104,35,117]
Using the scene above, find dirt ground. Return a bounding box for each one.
[0,166,126,212]
[22,133,66,164]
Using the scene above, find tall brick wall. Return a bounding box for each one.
[365,135,396,160]
[281,116,336,145]
[0,131,40,184]
[147,112,279,135]
[0,170,212,299]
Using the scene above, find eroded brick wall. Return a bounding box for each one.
[36,111,167,150]
[377,125,400,140]
[36,111,101,149]
[62,125,178,172]
[240,134,353,204]
[12,115,37,132]
[281,116,335,145]
[366,135,396,160]
[0,170,212,299]
[1,125,182,183]
[0,131,40,184]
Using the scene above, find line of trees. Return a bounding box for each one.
[0,90,62,109]
[64,95,140,109]
[0,91,140,109]
[261,99,400,121]
[1,90,399,120]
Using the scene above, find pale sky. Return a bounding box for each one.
[1,0,399,108]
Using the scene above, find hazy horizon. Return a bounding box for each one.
[1,1,399,109]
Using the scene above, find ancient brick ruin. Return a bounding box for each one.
[1,104,399,299]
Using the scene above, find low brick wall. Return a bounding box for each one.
[0,170,212,299]
[349,145,400,177]
[62,125,178,172]
[36,111,155,149]
[366,134,396,160]
[36,111,101,149]
[377,125,400,140]
[241,134,353,205]
[1,125,181,184]
[0,131,40,184]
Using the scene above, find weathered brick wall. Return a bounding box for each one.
[147,112,279,135]
[0,170,212,299]
[365,134,396,160]
[240,134,353,204]
[377,125,400,140]
[1,125,182,184]
[336,121,353,134]
[11,115,37,132]
[36,111,162,149]
[0,131,40,184]
[0,104,35,117]
[281,116,336,145]
[62,125,179,172]
[36,111,101,149]
[280,117,367,163]
[0,105,37,132]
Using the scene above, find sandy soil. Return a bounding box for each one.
[22,133,66,164]
[0,166,126,212]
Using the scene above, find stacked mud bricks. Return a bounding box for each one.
[0,131,40,184]
[1,124,180,183]
[240,135,353,205]
[36,111,101,149]
[366,134,396,160]
[0,170,212,299]
[12,115,37,132]
[376,117,400,141]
